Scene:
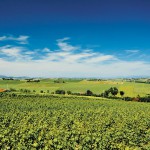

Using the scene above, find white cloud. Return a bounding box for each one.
[41,38,115,64]
[0,45,33,61]
[24,51,35,55]
[0,37,150,78]
[0,36,7,41]
[0,58,149,78]
[0,35,29,44]
[42,48,51,52]
[84,55,116,63]
[57,37,70,42]
[16,35,29,44]
[57,37,79,51]
[63,52,95,63]
[0,45,22,57]
[124,50,141,58]
[125,50,140,53]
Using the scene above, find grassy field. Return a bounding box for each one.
[0,95,150,149]
[0,78,150,97]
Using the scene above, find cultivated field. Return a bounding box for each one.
[0,78,150,97]
[0,95,150,149]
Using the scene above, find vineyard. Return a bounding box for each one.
[0,95,150,149]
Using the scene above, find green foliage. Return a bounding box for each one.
[9,88,17,92]
[0,78,150,97]
[120,91,125,97]
[101,87,119,98]
[0,96,150,149]
[109,87,119,96]
[0,92,7,97]
[54,79,65,83]
[67,90,72,95]
[103,90,110,98]
[40,90,44,93]
[19,89,31,93]
[55,90,65,95]
[86,90,93,96]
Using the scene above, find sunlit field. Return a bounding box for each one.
[0,95,150,149]
[0,79,150,97]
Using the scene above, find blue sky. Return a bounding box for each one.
[0,0,150,77]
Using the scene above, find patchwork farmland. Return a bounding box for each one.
[0,78,150,97]
[0,78,150,149]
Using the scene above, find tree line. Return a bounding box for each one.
[55,87,150,102]
[0,87,150,102]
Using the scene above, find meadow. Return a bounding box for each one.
[0,78,150,97]
[0,95,150,149]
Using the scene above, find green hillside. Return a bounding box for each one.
[0,78,150,97]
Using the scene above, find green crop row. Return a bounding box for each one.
[0,96,150,149]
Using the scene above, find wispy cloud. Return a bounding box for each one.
[0,35,29,44]
[84,55,116,63]
[42,48,51,53]
[125,50,140,53]
[0,45,34,61]
[124,49,140,58]
[0,36,7,41]
[0,45,21,57]
[57,37,79,51]
[0,36,149,77]
[41,38,116,64]
[0,37,116,64]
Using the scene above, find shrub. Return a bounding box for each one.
[55,90,65,95]
[101,90,109,98]
[40,90,44,93]
[86,90,93,96]
[67,91,72,95]
[124,97,132,101]
[10,88,17,92]
[120,91,125,97]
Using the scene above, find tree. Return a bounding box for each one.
[109,87,118,96]
[67,91,72,95]
[55,90,61,94]
[60,90,65,95]
[40,90,44,93]
[120,91,125,97]
[55,90,65,95]
[86,90,93,96]
[103,90,109,98]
